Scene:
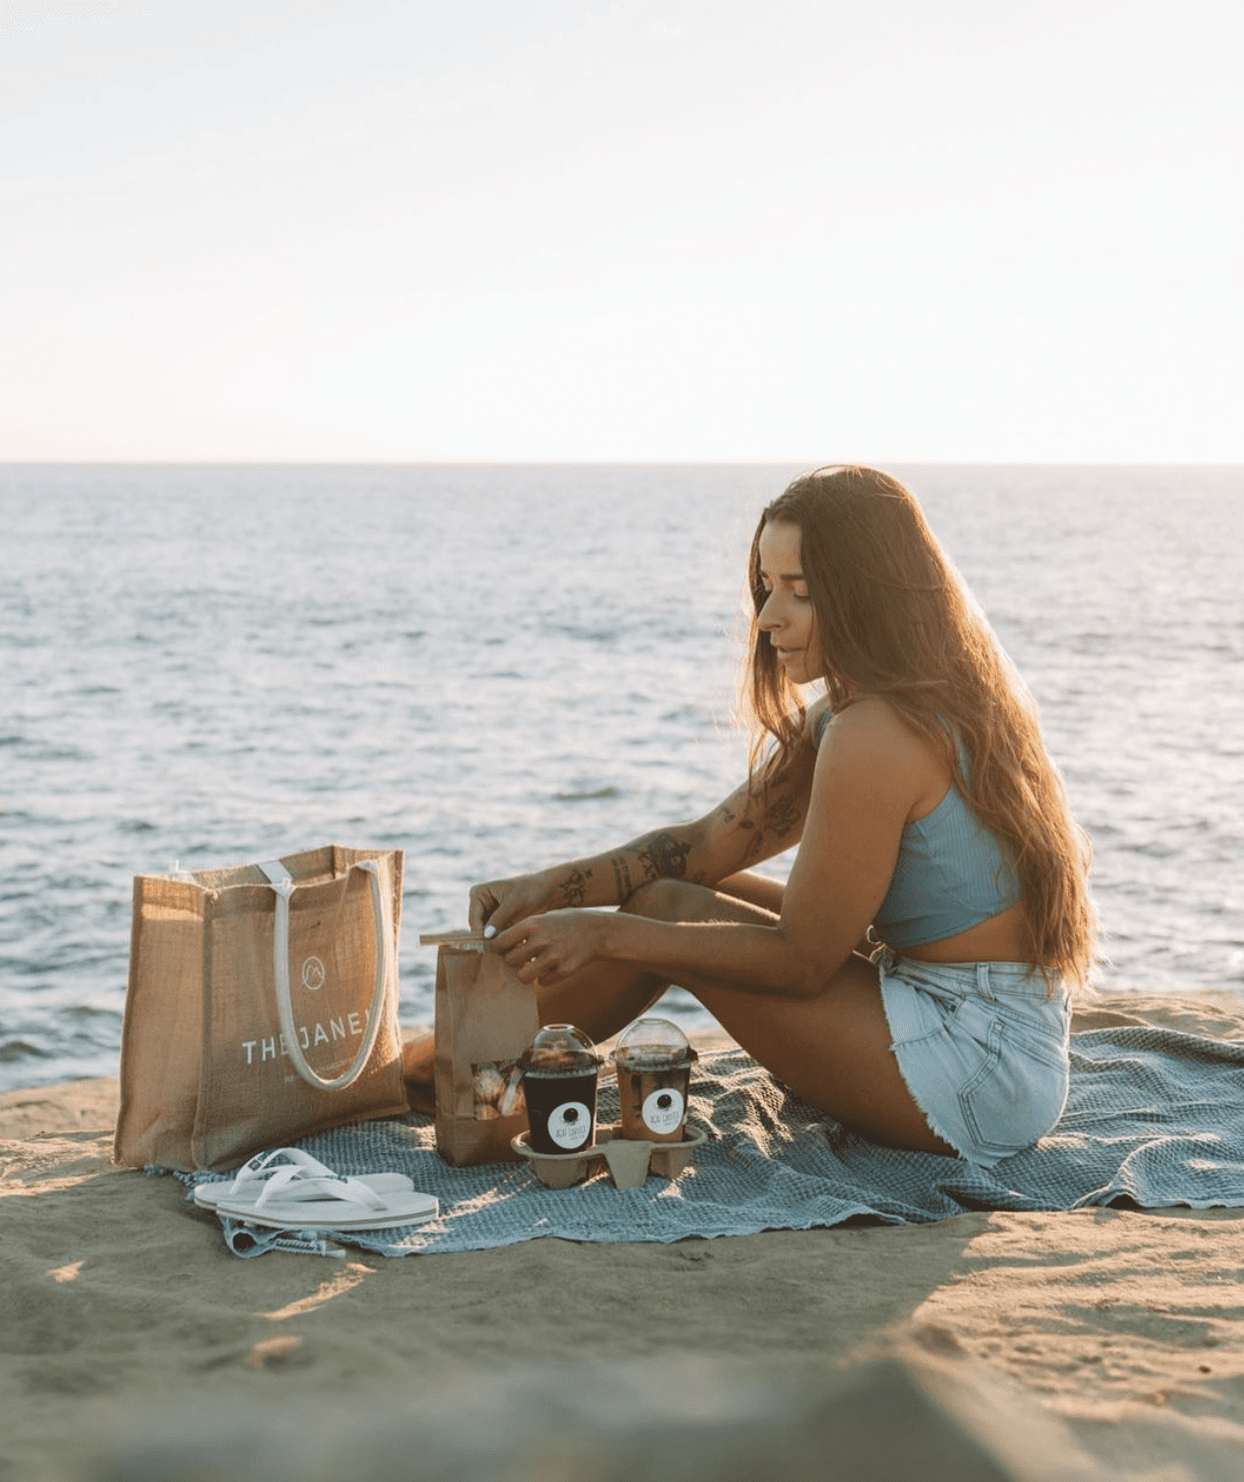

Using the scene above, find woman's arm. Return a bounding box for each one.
[470,740,817,934]
[495,700,932,997]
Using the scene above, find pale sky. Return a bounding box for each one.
[2,0,1241,462]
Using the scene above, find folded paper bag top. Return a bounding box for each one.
[419,930,488,952]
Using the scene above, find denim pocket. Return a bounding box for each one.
[999,1018,1069,1069]
[958,1010,1069,1156]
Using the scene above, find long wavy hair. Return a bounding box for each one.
[743,465,1096,992]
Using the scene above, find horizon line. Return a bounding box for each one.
[3,457,1243,470]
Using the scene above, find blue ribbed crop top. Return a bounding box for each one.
[815,709,1021,949]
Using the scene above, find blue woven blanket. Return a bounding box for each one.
[189,1024,1244,1258]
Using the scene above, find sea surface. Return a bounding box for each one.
[2,463,1241,1091]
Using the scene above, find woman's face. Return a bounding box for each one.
[756,519,824,685]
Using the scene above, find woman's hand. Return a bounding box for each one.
[468,870,559,935]
[491,909,611,986]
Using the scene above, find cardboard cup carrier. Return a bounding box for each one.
[613,1017,698,1143]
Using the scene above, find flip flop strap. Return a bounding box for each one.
[251,1166,385,1211]
[232,1148,334,1189]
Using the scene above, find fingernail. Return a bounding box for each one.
[483,922,497,939]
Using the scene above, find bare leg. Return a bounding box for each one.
[400,876,773,1099]
[543,878,955,1156]
[714,870,786,914]
[534,871,786,1039]
[683,955,955,1155]
[407,874,953,1156]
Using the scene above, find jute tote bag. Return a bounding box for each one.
[114,845,409,1173]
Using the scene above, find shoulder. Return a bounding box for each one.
[818,696,923,757]
[816,698,948,811]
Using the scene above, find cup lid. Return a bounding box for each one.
[613,1016,696,1068]
[519,1023,602,1074]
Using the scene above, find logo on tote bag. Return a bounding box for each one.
[300,955,326,992]
[240,1008,371,1067]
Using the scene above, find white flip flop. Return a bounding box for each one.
[192,1147,425,1222]
[201,1163,439,1230]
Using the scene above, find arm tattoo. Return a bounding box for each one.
[734,791,799,869]
[742,828,767,865]
[610,854,634,904]
[766,792,800,838]
[555,866,592,908]
[636,832,693,884]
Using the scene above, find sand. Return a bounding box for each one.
[4,992,1244,1482]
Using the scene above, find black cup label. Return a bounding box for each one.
[547,1100,592,1149]
[642,1087,685,1135]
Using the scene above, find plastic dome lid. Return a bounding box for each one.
[519,1023,602,1075]
[613,1016,695,1068]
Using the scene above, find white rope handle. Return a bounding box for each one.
[260,857,392,1093]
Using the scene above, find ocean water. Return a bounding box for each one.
[2,463,1241,1091]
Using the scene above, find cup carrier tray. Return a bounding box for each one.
[511,1122,707,1189]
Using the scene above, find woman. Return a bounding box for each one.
[469,466,1096,1166]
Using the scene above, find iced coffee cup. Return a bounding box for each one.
[613,1017,698,1144]
[519,1025,603,1156]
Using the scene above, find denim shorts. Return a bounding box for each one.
[874,946,1071,1168]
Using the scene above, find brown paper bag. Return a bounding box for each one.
[431,938,540,1166]
[114,845,409,1173]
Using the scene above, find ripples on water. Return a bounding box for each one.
[1,463,1240,1089]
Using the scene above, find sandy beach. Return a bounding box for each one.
[5,991,1244,1482]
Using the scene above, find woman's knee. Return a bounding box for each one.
[716,871,784,914]
[620,877,698,920]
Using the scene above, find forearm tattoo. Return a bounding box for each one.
[636,832,693,884]
[610,853,634,904]
[555,866,592,908]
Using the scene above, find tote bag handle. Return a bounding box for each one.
[259,858,391,1093]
